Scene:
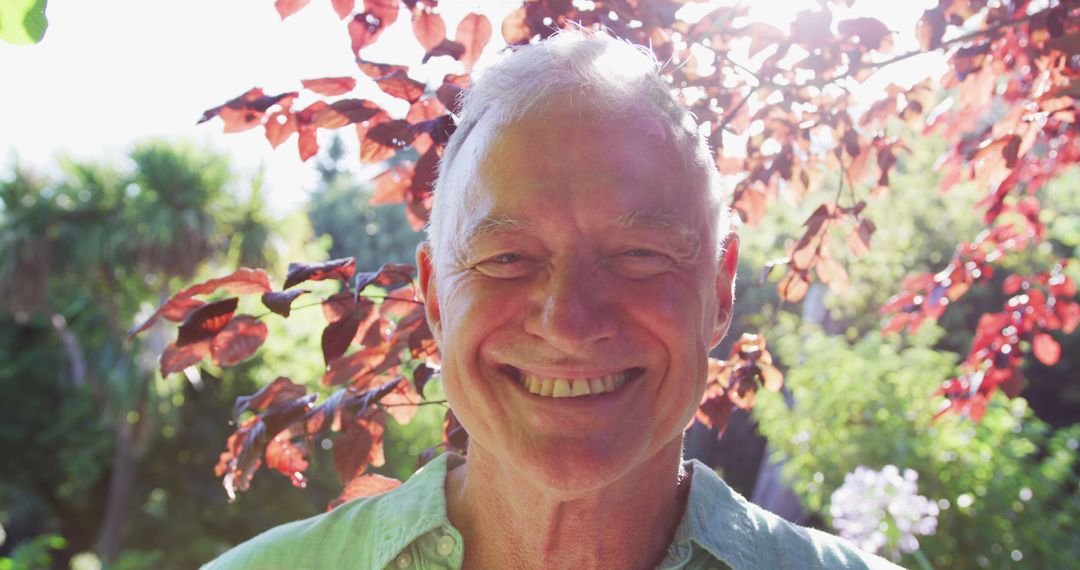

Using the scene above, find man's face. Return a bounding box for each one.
[419,107,736,492]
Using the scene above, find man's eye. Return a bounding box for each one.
[491,253,526,264]
[474,253,535,279]
[613,249,675,277]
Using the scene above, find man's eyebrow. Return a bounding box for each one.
[450,215,534,261]
[612,211,702,257]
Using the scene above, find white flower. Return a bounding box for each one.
[829,465,939,560]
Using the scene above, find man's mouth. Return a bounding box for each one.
[503,367,643,398]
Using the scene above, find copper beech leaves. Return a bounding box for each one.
[694,334,783,437]
[301,76,357,96]
[261,289,309,317]
[130,268,271,338]
[412,8,446,50]
[284,257,357,289]
[274,0,310,20]
[211,316,269,367]
[183,0,1080,501]
[328,473,402,510]
[455,13,492,72]
[177,298,239,346]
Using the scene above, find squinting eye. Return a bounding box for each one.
[612,249,676,278]
[474,253,536,279]
[491,253,526,264]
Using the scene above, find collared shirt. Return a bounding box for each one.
[203,453,898,569]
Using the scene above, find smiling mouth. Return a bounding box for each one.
[502,366,643,398]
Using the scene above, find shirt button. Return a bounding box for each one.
[395,552,412,568]
[436,535,456,556]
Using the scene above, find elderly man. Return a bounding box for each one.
[206,30,896,569]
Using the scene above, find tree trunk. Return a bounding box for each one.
[96,393,150,563]
[96,419,135,563]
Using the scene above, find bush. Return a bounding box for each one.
[754,319,1080,568]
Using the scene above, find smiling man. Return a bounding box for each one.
[205,30,896,570]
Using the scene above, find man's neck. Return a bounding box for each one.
[444,439,692,570]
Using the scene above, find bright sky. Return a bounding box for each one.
[0,0,942,212]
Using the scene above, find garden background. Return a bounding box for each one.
[1,0,1078,568]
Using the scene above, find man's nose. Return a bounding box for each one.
[523,260,618,351]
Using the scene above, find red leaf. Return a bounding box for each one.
[312,99,383,129]
[332,0,354,19]
[456,13,491,72]
[349,13,385,55]
[847,218,875,257]
[177,298,239,347]
[370,164,412,204]
[411,362,435,399]
[211,315,269,367]
[423,39,466,64]
[322,346,400,388]
[333,424,373,482]
[284,258,357,289]
[501,7,530,45]
[302,76,357,96]
[261,289,309,317]
[443,409,468,452]
[356,59,408,78]
[361,120,415,163]
[275,0,311,19]
[265,111,297,148]
[160,340,210,377]
[328,473,402,510]
[407,97,447,124]
[130,268,272,338]
[837,17,892,51]
[815,256,850,291]
[198,89,296,128]
[233,376,308,419]
[1032,333,1061,366]
[266,436,310,487]
[412,10,446,51]
[299,127,319,161]
[363,0,399,27]
[778,270,810,302]
[323,313,363,365]
[373,69,425,103]
[322,291,359,323]
[435,83,463,116]
[1003,275,1025,295]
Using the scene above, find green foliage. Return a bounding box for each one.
[754,318,1080,568]
[0,0,47,45]
[307,136,423,270]
[0,534,65,570]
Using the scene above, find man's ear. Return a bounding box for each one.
[711,232,739,346]
[416,242,443,344]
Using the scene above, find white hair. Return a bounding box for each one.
[427,29,731,261]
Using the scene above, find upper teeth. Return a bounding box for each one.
[520,372,629,398]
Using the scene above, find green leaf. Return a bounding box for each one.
[0,0,48,45]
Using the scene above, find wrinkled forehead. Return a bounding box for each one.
[432,103,704,259]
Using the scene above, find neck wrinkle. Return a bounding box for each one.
[445,438,691,570]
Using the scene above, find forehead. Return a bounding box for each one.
[433,103,715,260]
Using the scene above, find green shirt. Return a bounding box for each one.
[203,453,898,569]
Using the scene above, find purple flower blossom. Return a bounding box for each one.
[829,465,939,560]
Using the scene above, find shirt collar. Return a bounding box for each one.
[675,458,756,569]
[367,452,466,569]
[366,454,753,569]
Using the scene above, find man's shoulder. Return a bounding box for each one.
[736,498,898,569]
[200,490,391,570]
[685,460,900,570]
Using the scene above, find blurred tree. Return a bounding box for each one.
[307,135,423,269]
[0,142,279,565]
